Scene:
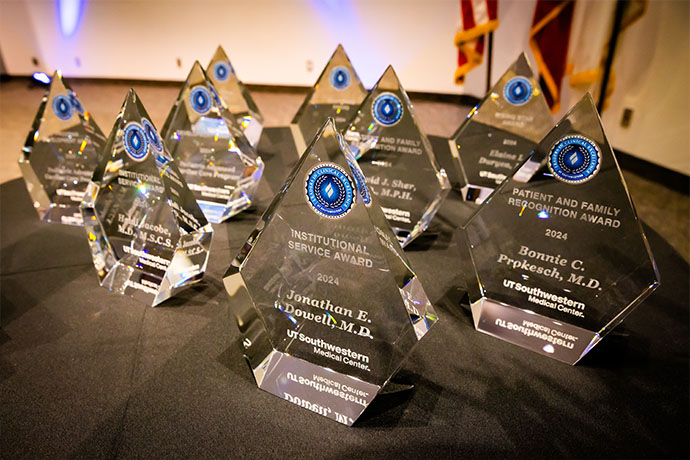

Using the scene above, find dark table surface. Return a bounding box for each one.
[1,128,688,459]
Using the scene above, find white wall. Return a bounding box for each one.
[0,0,486,95]
[600,0,690,176]
[0,0,688,175]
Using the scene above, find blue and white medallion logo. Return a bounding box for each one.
[504,76,533,106]
[141,118,163,153]
[52,95,73,120]
[68,92,84,114]
[305,163,355,218]
[372,93,403,126]
[123,122,149,161]
[190,86,212,114]
[548,135,601,184]
[213,62,231,82]
[347,160,371,206]
[330,66,351,90]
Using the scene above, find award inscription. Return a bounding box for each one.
[345,66,450,247]
[225,119,437,424]
[461,94,659,364]
[81,89,212,306]
[19,72,106,225]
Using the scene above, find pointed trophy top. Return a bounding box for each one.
[374,65,401,91]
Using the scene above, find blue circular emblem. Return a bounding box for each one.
[305,163,355,218]
[52,95,73,120]
[190,86,212,114]
[504,76,533,105]
[142,118,163,153]
[123,122,149,161]
[548,135,601,184]
[330,66,351,90]
[213,62,230,81]
[69,92,84,114]
[347,160,371,206]
[208,84,223,107]
[372,93,403,126]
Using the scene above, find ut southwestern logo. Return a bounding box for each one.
[372,93,403,126]
[123,122,149,161]
[305,163,355,218]
[190,86,213,114]
[52,95,73,120]
[330,66,351,90]
[548,135,601,184]
[504,76,533,105]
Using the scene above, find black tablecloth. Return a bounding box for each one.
[1,128,688,459]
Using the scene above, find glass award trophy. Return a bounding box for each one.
[223,118,438,425]
[19,71,106,225]
[290,44,367,154]
[207,46,264,148]
[460,94,660,364]
[161,61,264,223]
[343,66,450,247]
[449,53,552,204]
[81,89,213,306]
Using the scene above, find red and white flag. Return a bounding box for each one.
[454,0,498,84]
[529,0,575,112]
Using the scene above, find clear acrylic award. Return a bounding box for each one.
[290,44,367,154]
[224,118,438,425]
[161,61,264,223]
[81,89,213,306]
[207,46,264,148]
[344,66,450,247]
[19,71,106,225]
[449,53,553,204]
[460,94,660,364]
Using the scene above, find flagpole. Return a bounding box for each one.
[486,31,494,94]
[598,0,625,112]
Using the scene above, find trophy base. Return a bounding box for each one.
[224,271,380,426]
[39,205,84,226]
[460,184,494,204]
[19,159,85,226]
[470,298,602,365]
[197,198,251,224]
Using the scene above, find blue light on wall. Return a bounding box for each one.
[58,0,85,38]
[32,72,52,84]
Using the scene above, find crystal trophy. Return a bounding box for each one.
[290,44,367,154]
[207,46,264,148]
[19,71,106,225]
[161,61,264,223]
[223,118,438,425]
[343,66,450,247]
[81,89,213,307]
[460,94,660,364]
[449,53,553,204]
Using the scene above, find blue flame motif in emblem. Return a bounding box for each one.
[372,93,403,126]
[504,76,533,105]
[305,163,355,218]
[548,135,601,184]
[190,86,212,114]
[330,66,351,90]
[52,95,73,120]
[213,62,231,82]
[123,122,149,161]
